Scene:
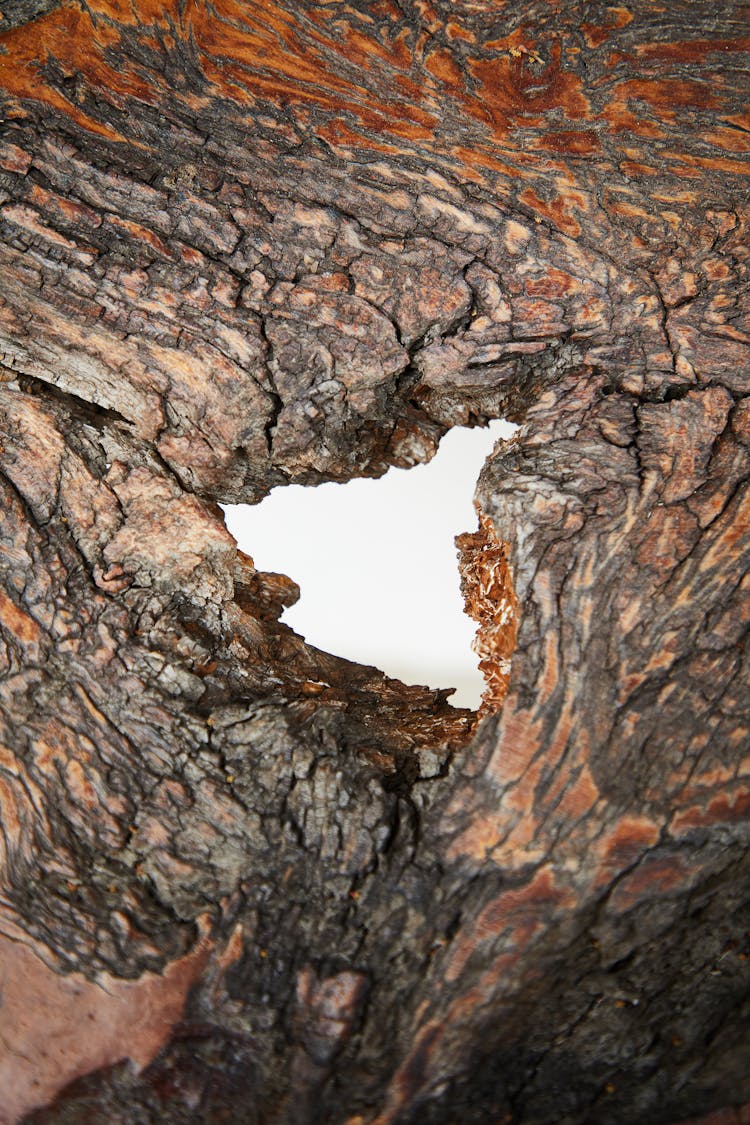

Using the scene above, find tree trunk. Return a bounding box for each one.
[0,2,748,1122]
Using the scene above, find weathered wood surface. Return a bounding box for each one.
[0,1,748,1121]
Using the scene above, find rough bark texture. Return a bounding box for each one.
[0,1,748,1122]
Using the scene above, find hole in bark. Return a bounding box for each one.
[223,420,517,710]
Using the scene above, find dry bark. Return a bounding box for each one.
[0,1,749,1122]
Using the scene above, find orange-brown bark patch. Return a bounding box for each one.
[671,788,750,836]
[0,4,156,141]
[425,46,465,88]
[701,126,750,155]
[469,40,590,140]
[317,119,401,156]
[63,757,97,811]
[0,141,31,174]
[547,763,600,820]
[581,8,633,49]
[445,812,508,865]
[1,203,96,258]
[536,129,601,156]
[613,77,719,115]
[451,145,521,183]
[524,267,581,298]
[103,214,174,259]
[445,867,568,983]
[636,37,750,64]
[27,183,103,229]
[594,815,661,880]
[190,0,438,142]
[0,587,43,652]
[665,151,750,177]
[0,922,212,1125]
[610,854,690,912]
[581,24,613,50]
[619,159,658,177]
[518,187,582,237]
[537,627,560,707]
[445,20,475,43]
[485,709,545,790]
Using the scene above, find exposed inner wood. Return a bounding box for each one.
[457,512,519,716]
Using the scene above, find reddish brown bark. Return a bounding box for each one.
[0,1,748,1122]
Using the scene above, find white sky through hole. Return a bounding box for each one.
[222,418,518,709]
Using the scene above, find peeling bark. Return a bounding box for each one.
[0,1,748,1122]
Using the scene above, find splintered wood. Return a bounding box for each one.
[457,513,519,717]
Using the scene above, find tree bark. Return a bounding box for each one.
[0,2,748,1122]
